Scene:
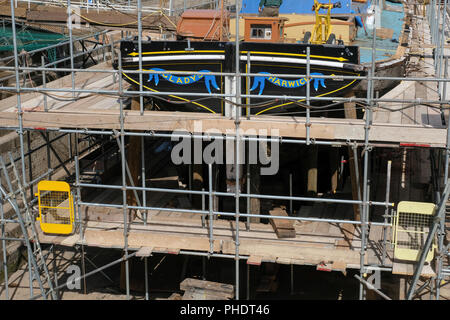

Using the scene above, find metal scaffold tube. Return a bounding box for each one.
[6,63,450,82]
[30,252,138,300]
[382,160,391,266]
[78,199,391,226]
[354,275,391,300]
[438,0,447,97]
[141,133,149,300]
[359,0,377,300]
[234,0,241,300]
[436,18,450,294]
[118,45,130,299]
[208,163,214,255]
[0,192,9,300]
[67,0,76,98]
[7,0,34,299]
[306,47,311,144]
[137,0,144,115]
[74,155,87,294]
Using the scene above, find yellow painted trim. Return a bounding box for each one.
[128,49,349,62]
[241,51,349,62]
[128,50,225,56]
[249,62,357,75]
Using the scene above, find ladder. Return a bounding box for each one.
[0,153,56,300]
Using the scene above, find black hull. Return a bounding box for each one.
[119,41,363,115]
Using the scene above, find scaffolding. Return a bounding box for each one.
[0,0,449,300]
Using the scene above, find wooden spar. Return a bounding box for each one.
[192,164,204,209]
[329,146,339,193]
[249,164,261,223]
[344,95,362,221]
[342,94,360,247]
[306,145,318,197]
[127,97,142,208]
[268,207,296,238]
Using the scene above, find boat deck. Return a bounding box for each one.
[353,1,405,64]
[372,5,443,128]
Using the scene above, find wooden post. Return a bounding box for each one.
[348,146,362,221]
[127,97,142,207]
[329,146,339,193]
[344,99,357,119]
[192,164,204,209]
[344,96,361,220]
[249,164,261,223]
[398,276,407,300]
[121,96,142,292]
[306,145,318,197]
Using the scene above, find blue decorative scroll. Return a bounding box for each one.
[250,72,326,95]
[147,68,219,94]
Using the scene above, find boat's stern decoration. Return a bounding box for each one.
[118,39,363,115]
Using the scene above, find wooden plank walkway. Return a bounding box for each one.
[37,208,366,269]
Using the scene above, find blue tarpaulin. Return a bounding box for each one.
[241,0,353,14]
[353,1,404,63]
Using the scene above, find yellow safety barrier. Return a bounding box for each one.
[35,181,74,235]
[393,201,436,262]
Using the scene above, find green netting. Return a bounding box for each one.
[0,25,66,52]
[47,47,57,63]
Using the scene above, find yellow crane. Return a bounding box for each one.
[309,0,342,44]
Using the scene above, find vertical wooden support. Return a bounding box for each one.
[249,164,261,223]
[344,98,357,119]
[121,97,141,292]
[398,276,407,300]
[306,145,318,197]
[329,146,339,193]
[192,164,204,209]
[127,97,142,207]
[344,97,361,220]
[348,146,362,221]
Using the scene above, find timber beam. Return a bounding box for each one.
[0,110,446,147]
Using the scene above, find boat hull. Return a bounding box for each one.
[119,40,363,115]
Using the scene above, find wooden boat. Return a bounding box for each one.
[120,40,362,115]
[239,0,410,94]
[118,7,364,115]
[351,0,410,93]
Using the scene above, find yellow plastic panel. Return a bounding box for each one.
[394,201,436,262]
[36,181,74,235]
